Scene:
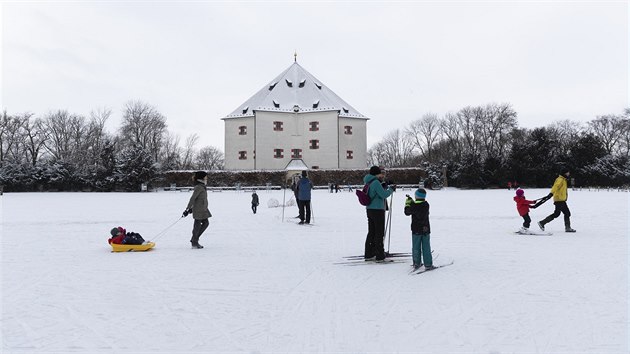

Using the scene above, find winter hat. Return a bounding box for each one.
[560,167,570,176]
[515,188,524,197]
[415,188,427,199]
[369,166,382,175]
[194,171,207,180]
[301,170,308,177]
[110,227,120,236]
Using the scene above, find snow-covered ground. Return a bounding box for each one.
[1,187,628,353]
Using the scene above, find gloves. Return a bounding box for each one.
[182,208,192,217]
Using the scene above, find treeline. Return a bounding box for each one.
[368,103,630,188]
[0,101,224,191]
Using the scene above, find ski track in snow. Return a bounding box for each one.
[1,188,628,353]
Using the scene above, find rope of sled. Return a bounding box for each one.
[147,216,184,243]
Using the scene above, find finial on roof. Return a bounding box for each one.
[294,51,297,62]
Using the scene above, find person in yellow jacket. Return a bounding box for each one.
[537,167,576,232]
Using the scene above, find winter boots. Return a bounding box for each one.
[191,242,204,249]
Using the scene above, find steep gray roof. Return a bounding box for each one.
[223,62,368,120]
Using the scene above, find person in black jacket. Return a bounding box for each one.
[251,191,259,214]
[404,188,434,270]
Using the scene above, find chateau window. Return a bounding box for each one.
[299,79,306,88]
[274,149,284,159]
[238,126,247,135]
[309,121,319,131]
[346,150,354,159]
[273,121,283,131]
[291,149,302,159]
[309,140,319,149]
[344,126,352,135]
[238,151,247,160]
[342,107,349,113]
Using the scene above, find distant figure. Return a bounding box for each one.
[507,181,512,190]
[251,191,259,214]
[404,188,433,271]
[296,171,313,224]
[182,171,212,249]
[538,168,576,233]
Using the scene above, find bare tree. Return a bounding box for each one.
[41,110,87,162]
[181,134,199,170]
[547,120,583,158]
[0,111,25,165]
[587,114,625,155]
[406,113,442,162]
[478,103,518,159]
[195,146,224,170]
[160,132,182,170]
[21,113,47,166]
[119,100,167,162]
[369,129,414,167]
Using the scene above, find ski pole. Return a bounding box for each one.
[148,216,184,242]
[386,190,394,254]
[281,185,286,222]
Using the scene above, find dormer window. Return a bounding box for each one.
[242,106,249,114]
[273,100,280,108]
[269,82,277,91]
[285,79,293,87]
[273,121,283,131]
[299,79,306,88]
[309,121,319,131]
[342,107,349,113]
[313,100,319,109]
[344,126,352,135]
[238,126,247,135]
[315,83,322,90]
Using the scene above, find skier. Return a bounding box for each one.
[538,167,576,232]
[363,166,394,262]
[513,188,539,233]
[296,170,313,224]
[251,191,259,214]
[404,188,434,271]
[182,171,212,249]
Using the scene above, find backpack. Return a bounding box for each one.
[356,183,371,206]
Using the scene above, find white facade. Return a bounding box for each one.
[222,62,368,170]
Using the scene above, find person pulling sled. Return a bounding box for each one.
[182,171,212,249]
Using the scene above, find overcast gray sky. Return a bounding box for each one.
[2,1,628,150]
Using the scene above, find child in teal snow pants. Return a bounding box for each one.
[404,188,434,270]
[412,233,432,269]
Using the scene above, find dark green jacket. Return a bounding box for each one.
[187,182,211,219]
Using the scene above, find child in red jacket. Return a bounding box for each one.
[513,189,539,232]
[108,226,126,244]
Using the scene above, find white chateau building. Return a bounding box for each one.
[222,61,368,170]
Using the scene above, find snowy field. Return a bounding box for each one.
[1,187,628,353]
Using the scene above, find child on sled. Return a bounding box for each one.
[108,226,145,245]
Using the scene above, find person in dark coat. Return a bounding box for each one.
[182,171,211,249]
[404,188,433,270]
[251,191,259,214]
[296,170,313,224]
[363,166,394,261]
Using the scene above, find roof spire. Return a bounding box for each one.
[294,50,297,62]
